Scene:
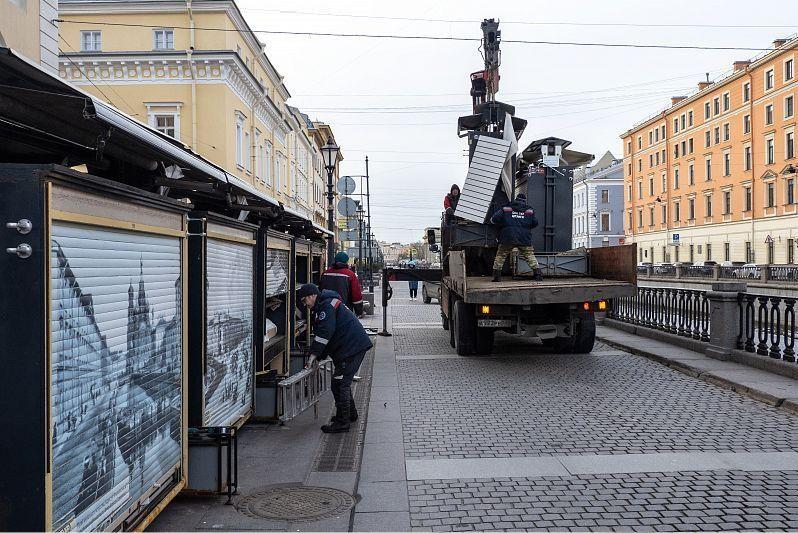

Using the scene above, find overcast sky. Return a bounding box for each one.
[240,0,798,244]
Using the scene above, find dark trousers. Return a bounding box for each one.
[331,349,367,421]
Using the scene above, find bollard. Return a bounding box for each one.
[378,271,393,337]
[705,281,747,360]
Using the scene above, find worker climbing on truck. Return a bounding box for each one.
[490,193,543,282]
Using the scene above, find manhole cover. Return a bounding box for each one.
[236,486,355,522]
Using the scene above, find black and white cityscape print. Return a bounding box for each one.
[50,223,182,532]
[204,238,253,426]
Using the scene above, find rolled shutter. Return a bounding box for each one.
[50,222,182,532]
[204,238,254,427]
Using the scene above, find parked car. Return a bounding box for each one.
[692,261,717,267]
[720,261,745,267]
[734,263,761,279]
[422,280,441,304]
[652,262,673,274]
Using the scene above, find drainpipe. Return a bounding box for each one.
[748,69,755,262]
[186,1,197,152]
[664,112,671,262]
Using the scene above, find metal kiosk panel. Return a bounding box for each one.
[0,165,188,532]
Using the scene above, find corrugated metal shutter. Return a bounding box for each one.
[455,136,512,223]
[265,248,289,297]
[50,222,182,532]
[204,238,253,427]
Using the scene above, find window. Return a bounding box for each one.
[675,145,680,159]
[650,154,654,167]
[789,239,795,264]
[638,159,642,172]
[628,163,632,175]
[724,152,731,176]
[673,118,679,133]
[788,178,795,204]
[628,184,632,201]
[723,123,730,142]
[681,140,686,156]
[153,114,176,138]
[153,29,174,50]
[743,82,751,102]
[661,204,667,223]
[648,176,654,195]
[766,137,775,165]
[765,104,774,125]
[648,207,655,226]
[765,68,775,90]
[661,125,665,138]
[628,211,633,231]
[654,128,659,142]
[681,113,686,130]
[255,130,262,178]
[627,140,632,153]
[637,209,643,228]
[713,97,720,116]
[767,182,775,207]
[600,213,610,232]
[661,173,666,193]
[264,142,273,185]
[674,201,681,221]
[235,116,244,167]
[714,127,720,145]
[80,30,101,51]
[705,130,711,147]
[689,245,695,263]
[601,189,609,203]
[723,92,730,112]
[786,95,794,119]
[655,152,660,166]
[705,195,713,217]
[674,167,680,189]
[688,138,694,153]
[725,242,730,262]
[788,131,795,160]
[637,181,642,199]
[743,114,751,134]
[649,131,654,144]
[744,187,752,211]
[787,59,795,81]
[706,244,712,261]
[768,242,775,264]
[243,130,251,173]
[746,241,754,263]
[688,198,695,220]
[705,157,712,181]
[704,101,711,119]
[688,110,694,126]
[638,136,642,149]
[689,162,695,185]
[723,190,731,214]
[744,145,752,170]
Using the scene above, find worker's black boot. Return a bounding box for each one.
[532,268,544,281]
[492,269,501,282]
[322,402,351,433]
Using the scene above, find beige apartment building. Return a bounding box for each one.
[622,37,798,265]
[57,0,337,220]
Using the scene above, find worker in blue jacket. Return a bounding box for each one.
[490,193,543,282]
[298,283,373,433]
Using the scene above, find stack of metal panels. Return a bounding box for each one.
[454,135,512,223]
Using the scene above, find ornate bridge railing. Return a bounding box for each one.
[737,293,797,362]
[610,287,710,342]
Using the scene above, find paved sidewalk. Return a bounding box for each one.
[597,324,798,414]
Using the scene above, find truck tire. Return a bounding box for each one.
[571,312,596,354]
[442,312,450,330]
[453,300,475,356]
[423,293,432,304]
[475,327,494,355]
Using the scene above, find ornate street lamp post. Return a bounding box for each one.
[321,137,340,265]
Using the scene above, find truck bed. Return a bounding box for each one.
[448,275,635,305]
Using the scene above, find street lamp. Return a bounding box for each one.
[356,202,365,277]
[321,137,340,265]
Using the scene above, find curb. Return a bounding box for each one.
[597,335,796,414]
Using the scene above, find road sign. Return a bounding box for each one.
[341,229,359,241]
[346,218,359,230]
[337,175,356,195]
[765,234,774,244]
[337,197,357,217]
[671,233,680,246]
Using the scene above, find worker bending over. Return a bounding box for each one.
[320,251,364,316]
[490,193,543,282]
[298,283,373,433]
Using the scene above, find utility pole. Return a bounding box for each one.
[365,156,373,293]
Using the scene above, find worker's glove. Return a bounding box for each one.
[445,207,454,215]
[304,355,318,370]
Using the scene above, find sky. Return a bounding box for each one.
[239,0,798,244]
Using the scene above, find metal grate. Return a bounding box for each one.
[312,348,375,472]
[236,485,355,522]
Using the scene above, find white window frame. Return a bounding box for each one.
[742,81,751,103]
[235,112,246,169]
[765,67,775,91]
[254,129,262,179]
[766,135,775,165]
[785,57,794,82]
[674,200,681,222]
[786,128,795,160]
[153,28,174,50]
[722,91,730,112]
[674,166,680,189]
[264,141,273,186]
[744,143,752,171]
[723,150,731,176]
[765,103,774,125]
[80,30,102,52]
[145,102,182,141]
[244,130,251,173]
[785,94,794,119]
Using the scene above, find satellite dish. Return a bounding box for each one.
[337,175,356,195]
[337,197,358,217]
[346,218,359,230]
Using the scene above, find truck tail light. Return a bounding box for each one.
[583,302,590,311]
[481,305,490,314]
[598,300,607,310]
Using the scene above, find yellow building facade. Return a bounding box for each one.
[622,37,798,265]
[57,0,335,219]
[1,0,59,72]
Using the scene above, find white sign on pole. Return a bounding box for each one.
[337,175,356,195]
[337,197,358,217]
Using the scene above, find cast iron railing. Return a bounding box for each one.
[610,287,710,341]
[737,293,797,362]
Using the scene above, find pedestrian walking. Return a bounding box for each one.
[490,193,542,282]
[407,261,419,300]
[320,251,364,316]
[298,283,373,433]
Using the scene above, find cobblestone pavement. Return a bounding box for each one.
[386,286,798,531]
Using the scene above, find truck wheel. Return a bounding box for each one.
[449,318,455,347]
[571,312,596,354]
[453,300,475,356]
[475,328,494,355]
[423,293,432,304]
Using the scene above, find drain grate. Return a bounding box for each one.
[236,486,355,522]
[312,347,375,472]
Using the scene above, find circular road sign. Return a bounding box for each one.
[337,197,358,217]
[346,218,360,230]
[337,176,356,195]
